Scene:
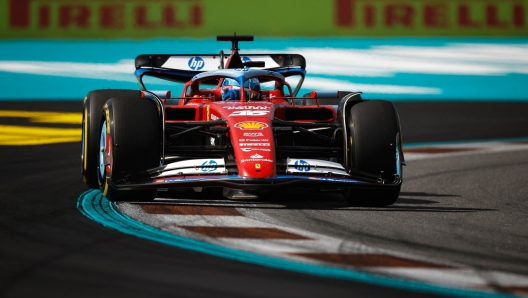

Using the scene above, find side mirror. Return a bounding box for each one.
[303,91,341,106]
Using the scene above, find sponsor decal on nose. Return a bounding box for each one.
[244,132,264,137]
[241,148,271,152]
[234,121,268,130]
[224,106,269,110]
[241,158,273,163]
[239,143,270,146]
[229,111,270,117]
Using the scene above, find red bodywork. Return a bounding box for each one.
[165,93,335,180]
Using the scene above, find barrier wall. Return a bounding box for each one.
[1,0,527,38]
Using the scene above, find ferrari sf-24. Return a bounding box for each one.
[81,35,405,206]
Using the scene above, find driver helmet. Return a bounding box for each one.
[221,78,241,101]
[244,78,261,100]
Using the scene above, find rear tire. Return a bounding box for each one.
[98,96,161,202]
[82,89,141,188]
[343,100,402,207]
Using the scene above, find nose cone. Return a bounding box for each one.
[223,104,276,178]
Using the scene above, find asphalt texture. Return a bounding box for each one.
[257,150,528,276]
[1,101,528,298]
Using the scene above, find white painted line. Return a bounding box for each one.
[217,239,326,254]
[404,141,528,161]
[485,271,528,287]
[148,214,276,227]
[369,268,488,288]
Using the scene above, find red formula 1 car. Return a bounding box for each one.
[81,35,404,206]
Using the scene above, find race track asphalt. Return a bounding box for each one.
[1,101,527,298]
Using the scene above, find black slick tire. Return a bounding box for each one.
[343,100,402,207]
[98,96,161,202]
[81,89,141,188]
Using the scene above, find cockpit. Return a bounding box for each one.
[181,69,294,103]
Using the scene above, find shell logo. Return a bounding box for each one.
[234,121,269,130]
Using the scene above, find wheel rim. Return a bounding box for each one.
[99,120,107,180]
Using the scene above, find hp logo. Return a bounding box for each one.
[294,160,310,172]
[188,56,205,70]
[201,160,218,172]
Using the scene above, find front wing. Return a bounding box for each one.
[108,173,401,192]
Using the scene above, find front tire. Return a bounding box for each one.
[343,100,403,207]
[82,89,141,188]
[98,96,161,202]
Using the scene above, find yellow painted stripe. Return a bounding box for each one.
[0,125,81,146]
[0,110,81,124]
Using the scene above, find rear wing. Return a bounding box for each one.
[135,53,306,83]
